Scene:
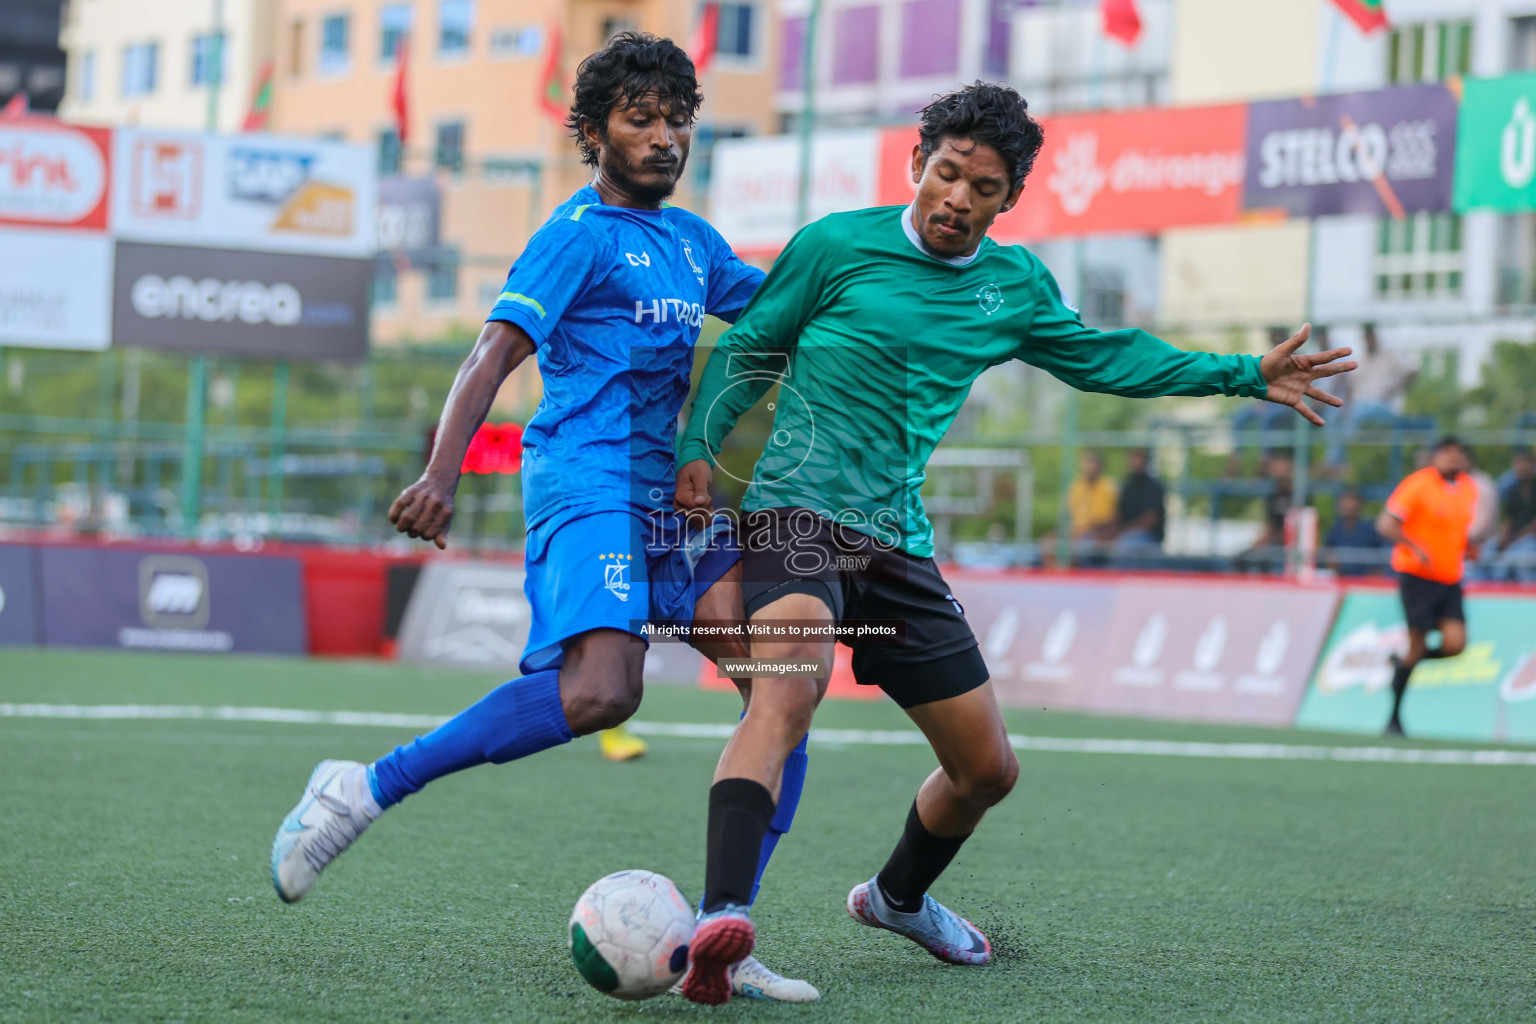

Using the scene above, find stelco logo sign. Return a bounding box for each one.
[130,274,302,326]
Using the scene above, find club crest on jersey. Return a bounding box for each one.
[599,552,632,602]
[976,283,1004,316]
[681,238,705,284]
[625,251,651,267]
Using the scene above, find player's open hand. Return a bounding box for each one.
[389,476,455,549]
[674,459,715,517]
[1260,323,1357,427]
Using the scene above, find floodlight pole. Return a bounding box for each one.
[793,0,822,229]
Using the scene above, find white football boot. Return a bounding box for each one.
[670,954,820,1002]
[847,876,991,965]
[271,760,381,903]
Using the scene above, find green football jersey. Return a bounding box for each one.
[678,205,1268,558]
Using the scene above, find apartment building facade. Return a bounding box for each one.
[264,0,781,345]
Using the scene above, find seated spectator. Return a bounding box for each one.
[1111,448,1165,563]
[1489,448,1536,582]
[1236,451,1294,574]
[1325,324,1414,468]
[1324,488,1386,576]
[1067,450,1117,563]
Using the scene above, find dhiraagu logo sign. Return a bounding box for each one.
[1454,72,1536,212]
[1297,589,1536,742]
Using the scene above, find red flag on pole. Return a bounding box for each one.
[538,20,566,123]
[1329,0,1389,35]
[1,93,29,120]
[690,3,721,75]
[392,31,410,144]
[1102,0,1143,47]
[242,60,274,132]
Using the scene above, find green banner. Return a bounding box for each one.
[1454,73,1536,212]
[1297,589,1536,742]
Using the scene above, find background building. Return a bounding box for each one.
[1,0,67,113]
[59,0,276,132]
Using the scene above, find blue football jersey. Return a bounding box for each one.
[487,185,763,532]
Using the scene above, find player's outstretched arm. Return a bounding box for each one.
[389,320,534,548]
[1257,324,1357,426]
[1014,264,1355,413]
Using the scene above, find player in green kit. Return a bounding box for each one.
[670,83,1358,1003]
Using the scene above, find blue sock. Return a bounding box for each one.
[749,732,808,906]
[368,669,572,809]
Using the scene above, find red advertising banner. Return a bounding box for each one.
[0,122,112,231]
[877,104,1248,242]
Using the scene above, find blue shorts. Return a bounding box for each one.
[520,510,740,674]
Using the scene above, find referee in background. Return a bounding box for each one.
[1375,437,1478,737]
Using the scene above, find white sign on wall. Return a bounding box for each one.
[0,228,113,349]
[111,130,378,257]
[708,130,879,252]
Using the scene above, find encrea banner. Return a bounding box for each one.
[1243,85,1457,218]
[1296,588,1536,743]
[111,241,371,360]
[877,104,1248,241]
[38,547,305,654]
[1453,72,1536,213]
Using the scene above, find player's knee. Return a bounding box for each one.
[1440,635,1467,657]
[564,686,642,733]
[957,749,1019,807]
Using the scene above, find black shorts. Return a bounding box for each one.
[1398,572,1465,633]
[738,507,988,708]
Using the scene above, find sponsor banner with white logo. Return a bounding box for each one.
[37,547,305,654]
[708,129,879,253]
[111,130,377,257]
[0,229,113,349]
[952,578,1118,711]
[111,241,370,360]
[399,560,705,683]
[1243,85,1457,218]
[1094,582,1339,726]
[948,574,1338,726]
[0,122,112,231]
[397,563,533,669]
[0,545,41,645]
[376,175,441,264]
[1297,588,1536,743]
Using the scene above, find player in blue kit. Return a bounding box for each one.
[268,33,816,1001]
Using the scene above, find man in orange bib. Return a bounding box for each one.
[1375,436,1478,736]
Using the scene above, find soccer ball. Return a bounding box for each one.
[568,869,695,1000]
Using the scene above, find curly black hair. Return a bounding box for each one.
[918,82,1045,192]
[565,32,704,167]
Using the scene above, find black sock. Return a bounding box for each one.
[702,778,775,914]
[1388,660,1413,722]
[876,802,970,914]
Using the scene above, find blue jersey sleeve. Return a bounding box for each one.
[486,217,604,345]
[702,226,764,324]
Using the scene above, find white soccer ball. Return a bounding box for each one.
[568,869,695,1001]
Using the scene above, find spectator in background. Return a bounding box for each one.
[1324,488,1386,576]
[1489,448,1536,582]
[1067,450,1117,562]
[1236,450,1295,574]
[1325,324,1414,469]
[1467,448,1501,551]
[1111,447,1165,563]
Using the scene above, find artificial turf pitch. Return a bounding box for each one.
[1,648,1533,1023]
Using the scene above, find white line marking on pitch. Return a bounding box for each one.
[1,703,1533,766]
